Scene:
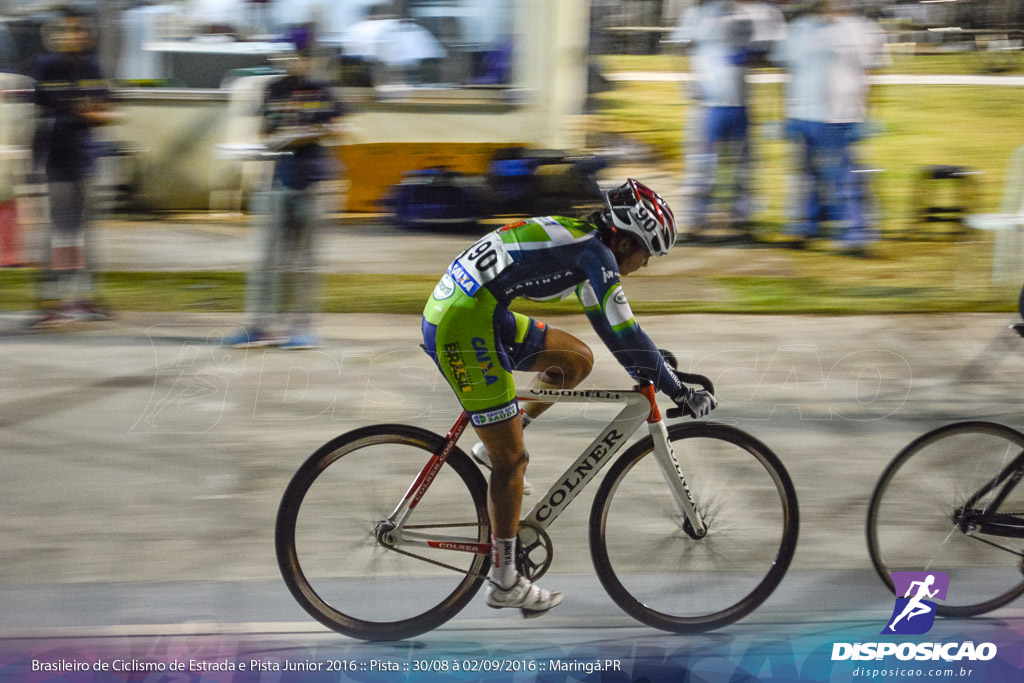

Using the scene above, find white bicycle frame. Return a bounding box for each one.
[385,383,707,557]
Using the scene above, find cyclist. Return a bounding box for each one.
[421,179,717,616]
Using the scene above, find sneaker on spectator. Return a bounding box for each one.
[222,329,279,349]
[69,300,111,322]
[25,308,68,329]
[280,334,322,350]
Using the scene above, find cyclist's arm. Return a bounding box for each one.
[524,285,578,303]
[575,250,684,399]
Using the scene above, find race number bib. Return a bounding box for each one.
[447,232,514,297]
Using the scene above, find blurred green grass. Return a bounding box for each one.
[597,52,1024,75]
[585,62,1024,314]
[1,250,1017,316]
[592,65,1024,235]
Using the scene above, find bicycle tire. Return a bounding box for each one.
[276,424,490,640]
[589,422,799,633]
[867,421,1024,618]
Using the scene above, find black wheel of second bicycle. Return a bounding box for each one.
[590,422,799,633]
[867,421,1024,617]
[276,424,490,641]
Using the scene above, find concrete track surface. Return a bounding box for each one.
[4,311,1024,636]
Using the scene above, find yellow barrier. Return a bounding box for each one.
[335,142,519,212]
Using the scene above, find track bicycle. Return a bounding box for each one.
[867,323,1024,617]
[276,372,800,641]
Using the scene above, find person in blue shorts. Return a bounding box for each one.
[775,0,888,252]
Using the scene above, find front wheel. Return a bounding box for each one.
[590,422,799,633]
[275,424,490,641]
[867,421,1024,617]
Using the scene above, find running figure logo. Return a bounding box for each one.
[882,571,949,635]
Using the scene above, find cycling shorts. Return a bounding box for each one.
[421,273,547,427]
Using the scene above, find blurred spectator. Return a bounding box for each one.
[470,37,512,85]
[338,5,445,87]
[224,26,344,350]
[671,0,785,240]
[116,2,182,82]
[0,18,16,71]
[28,7,120,327]
[775,0,889,253]
[0,71,32,268]
[245,0,274,38]
[0,12,49,77]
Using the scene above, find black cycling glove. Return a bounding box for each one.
[672,387,718,419]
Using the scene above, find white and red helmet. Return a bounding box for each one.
[603,179,677,257]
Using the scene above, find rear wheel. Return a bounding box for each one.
[276,424,490,640]
[590,423,799,632]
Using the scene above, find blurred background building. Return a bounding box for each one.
[0,0,1022,217]
[592,0,1024,55]
[0,0,589,213]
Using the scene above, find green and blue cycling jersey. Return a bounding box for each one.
[422,216,684,426]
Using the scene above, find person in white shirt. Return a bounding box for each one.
[671,0,784,239]
[775,0,889,251]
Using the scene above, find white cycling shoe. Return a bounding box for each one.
[471,442,534,495]
[486,575,563,618]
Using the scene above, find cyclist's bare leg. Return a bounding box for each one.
[469,327,590,603]
[469,327,593,495]
[475,413,527,540]
[476,413,563,612]
[522,327,594,421]
[472,327,592,471]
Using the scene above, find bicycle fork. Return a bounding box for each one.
[649,419,708,539]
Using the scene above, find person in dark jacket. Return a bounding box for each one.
[225,26,345,349]
[29,7,119,326]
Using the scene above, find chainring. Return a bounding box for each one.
[517,520,554,581]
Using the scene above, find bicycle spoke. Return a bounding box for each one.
[868,422,1024,616]
[384,544,490,578]
[293,450,480,612]
[592,423,797,632]
[276,425,489,639]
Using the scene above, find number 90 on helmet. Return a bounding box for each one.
[603,179,677,257]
